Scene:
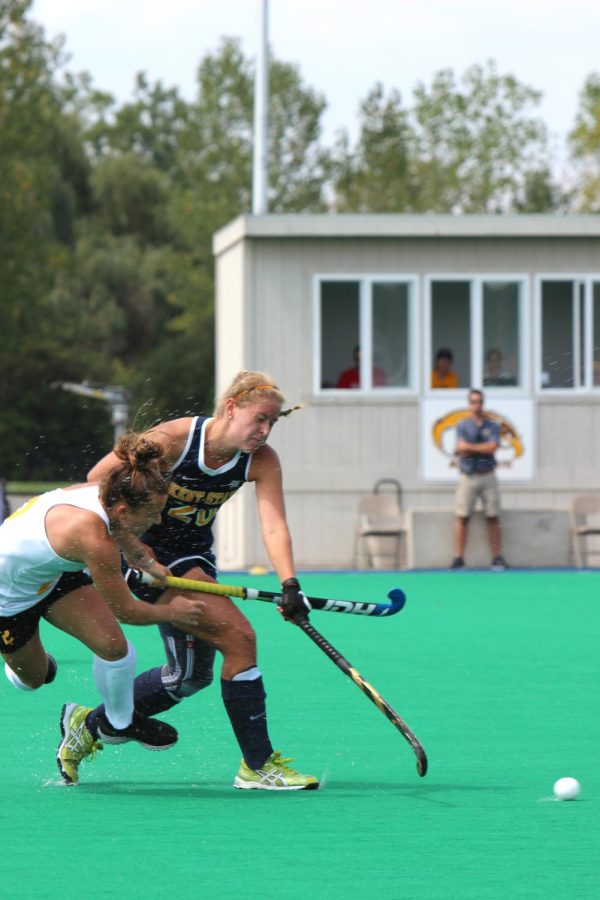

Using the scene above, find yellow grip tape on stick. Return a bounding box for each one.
[139,571,252,600]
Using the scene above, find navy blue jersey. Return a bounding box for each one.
[141,416,253,556]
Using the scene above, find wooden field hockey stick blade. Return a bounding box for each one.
[133,570,404,617]
[296,617,428,777]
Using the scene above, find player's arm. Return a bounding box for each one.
[86,418,194,482]
[117,532,171,584]
[76,527,203,628]
[250,445,295,581]
[250,447,310,623]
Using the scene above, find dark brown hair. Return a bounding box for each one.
[99,433,170,509]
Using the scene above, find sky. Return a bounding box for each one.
[31,0,600,162]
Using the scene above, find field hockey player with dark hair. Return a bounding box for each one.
[0,432,205,785]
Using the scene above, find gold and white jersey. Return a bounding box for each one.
[0,485,110,615]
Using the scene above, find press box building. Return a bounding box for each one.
[212,214,600,570]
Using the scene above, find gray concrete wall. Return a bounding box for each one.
[406,508,572,569]
[4,491,580,570]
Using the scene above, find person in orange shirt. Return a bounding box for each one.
[431,348,458,388]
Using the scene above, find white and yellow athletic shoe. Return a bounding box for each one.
[233,751,319,791]
[56,702,103,786]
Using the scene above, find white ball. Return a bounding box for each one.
[553,777,581,801]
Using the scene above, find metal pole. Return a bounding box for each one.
[109,395,130,441]
[58,383,129,444]
[252,0,269,215]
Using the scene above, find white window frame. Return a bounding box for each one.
[313,273,419,395]
[590,278,600,390]
[534,274,600,394]
[425,274,529,395]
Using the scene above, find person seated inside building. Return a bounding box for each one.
[337,346,387,389]
[483,348,516,386]
[431,347,458,388]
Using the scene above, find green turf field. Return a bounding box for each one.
[2,571,599,899]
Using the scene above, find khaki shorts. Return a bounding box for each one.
[455,471,501,518]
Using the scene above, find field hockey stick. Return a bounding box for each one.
[296,617,428,777]
[132,570,405,618]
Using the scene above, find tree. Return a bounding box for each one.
[51,37,334,432]
[331,84,416,212]
[412,62,553,212]
[90,153,169,243]
[0,1,100,478]
[333,61,557,214]
[568,73,600,211]
[172,38,330,220]
[267,56,331,212]
[84,73,190,172]
[0,1,88,335]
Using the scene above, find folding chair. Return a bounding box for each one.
[354,479,405,569]
[570,494,600,568]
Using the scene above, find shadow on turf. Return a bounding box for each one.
[77,780,513,804]
[323,782,515,806]
[78,781,315,798]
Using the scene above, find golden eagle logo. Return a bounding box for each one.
[432,409,524,468]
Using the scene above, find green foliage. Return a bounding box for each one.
[412,62,551,212]
[332,84,415,212]
[86,73,190,170]
[1,15,336,480]
[0,340,113,480]
[0,2,89,338]
[333,61,555,213]
[90,154,169,242]
[568,73,600,211]
[267,57,331,211]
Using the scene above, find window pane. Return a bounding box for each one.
[541,281,574,388]
[431,281,470,388]
[594,283,600,387]
[483,282,520,386]
[320,281,360,389]
[578,282,585,386]
[372,282,409,387]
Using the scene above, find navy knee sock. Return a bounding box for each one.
[132,667,180,716]
[86,667,178,736]
[221,674,273,770]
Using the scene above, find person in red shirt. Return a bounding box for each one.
[337,346,387,388]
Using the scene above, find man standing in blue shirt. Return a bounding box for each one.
[450,389,508,572]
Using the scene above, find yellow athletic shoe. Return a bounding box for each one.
[233,751,319,791]
[56,702,103,786]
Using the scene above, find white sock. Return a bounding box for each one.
[93,641,137,730]
[4,662,35,691]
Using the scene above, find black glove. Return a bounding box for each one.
[279,577,311,623]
